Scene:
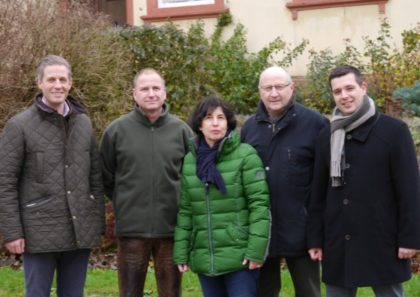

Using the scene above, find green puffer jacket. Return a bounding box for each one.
[173,131,271,276]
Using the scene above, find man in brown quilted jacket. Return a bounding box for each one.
[0,55,104,297]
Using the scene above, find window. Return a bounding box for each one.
[286,0,388,20]
[141,0,228,22]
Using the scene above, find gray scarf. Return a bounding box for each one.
[330,95,375,187]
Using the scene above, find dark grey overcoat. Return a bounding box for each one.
[307,112,420,287]
[0,95,105,253]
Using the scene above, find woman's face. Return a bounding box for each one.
[200,106,228,147]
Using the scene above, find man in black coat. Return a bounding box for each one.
[241,66,328,297]
[308,65,420,297]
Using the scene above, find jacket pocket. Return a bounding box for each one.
[23,196,52,210]
[286,148,312,187]
[226,223,248,242]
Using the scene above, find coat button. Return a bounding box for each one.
[65,164,69,168]
[343,198,349,205]
[345,163,351,169]
[72,216,77,220]
[346,134,352,140]
[345,234,351,240]
[265,166,270,171]
[268,124,272,128]
[67,190,71,195]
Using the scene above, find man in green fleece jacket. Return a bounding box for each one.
[100,68,193,297]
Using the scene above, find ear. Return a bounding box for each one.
[361,81,368,94]
[290,82,295,91]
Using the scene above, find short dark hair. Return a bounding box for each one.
[189,95,237,137]
[328,65,364,88]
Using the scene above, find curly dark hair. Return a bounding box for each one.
[188,95,237,137]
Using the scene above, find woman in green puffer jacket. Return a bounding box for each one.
[173,96,271,297]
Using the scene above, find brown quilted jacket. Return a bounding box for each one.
[0,95,104,253]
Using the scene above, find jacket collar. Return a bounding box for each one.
[255,94,298,134]
[35,93,86,116]
[255,93,296,123]
[347,112,380,142]
[189,130,241,157]
[132,103,169,127]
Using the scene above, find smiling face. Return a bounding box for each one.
[200,106,228,147]
[37,65,72,111]
[133,72,167,114]
[330,73,367,115]
[259,67,294,117]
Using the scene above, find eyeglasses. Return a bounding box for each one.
[259,83,291,92]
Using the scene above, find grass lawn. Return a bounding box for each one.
[0,267,419,296]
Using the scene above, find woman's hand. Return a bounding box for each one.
[242,258,262,270]
[177,264,189,273]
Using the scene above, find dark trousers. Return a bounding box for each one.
[23,249,90,297]
[198,268,260,297]
[326,283,404,297]
[257,254,321,297]
[117,237,181,297]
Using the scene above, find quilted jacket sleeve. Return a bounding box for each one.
[173,164,193,264]
[241,147,271,263]
[90,132,105,233]
[0,120,25,242]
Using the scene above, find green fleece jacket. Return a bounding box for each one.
[173,131,271,276]
[100,104,192,237]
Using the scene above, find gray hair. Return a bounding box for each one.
[36,55,72,82]
[133,68,165,88]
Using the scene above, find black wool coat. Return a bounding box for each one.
[307,112,420,287]
[241,100,328,256]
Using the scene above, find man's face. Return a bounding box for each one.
[259,70,294,117]
[133,72,166,113]
[37,65,72,108]
[330,73,367,115]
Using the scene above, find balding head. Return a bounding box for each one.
[259,66,292,87]
[258,66,295,118]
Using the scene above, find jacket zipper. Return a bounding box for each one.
[150,125,155,235]
[205,182,215,275]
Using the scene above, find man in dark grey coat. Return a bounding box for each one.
[100,68,192,297]
[308,65,420,297]
[0,55,104,297]
[241,66,328,297]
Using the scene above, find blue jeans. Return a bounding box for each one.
[198,268,260,297]
[326,283,404,297]
[23,249,90,297]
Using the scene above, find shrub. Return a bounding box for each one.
[120,21,211,118]
[298,41,366,114]
[393,81,420,116]
[206,13,308,114]
[300,20,420,114]
[120,12,308,116]
[363,21,420,108]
